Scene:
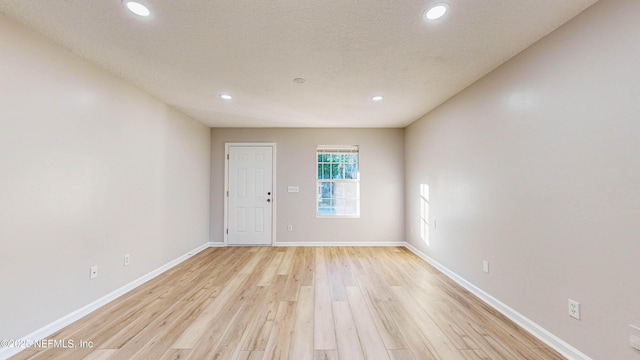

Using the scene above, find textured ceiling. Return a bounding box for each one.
[0,0,597,128]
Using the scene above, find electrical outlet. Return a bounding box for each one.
[630,325,640,351]
[124,254,131,266]
[287,225,293,231]
[90,265,98,280]
[482,260,490,274]
[568,299,580,320]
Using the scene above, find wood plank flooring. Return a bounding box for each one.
[9,247,565,360]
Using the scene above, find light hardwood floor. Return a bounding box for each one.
[10,247,565,360]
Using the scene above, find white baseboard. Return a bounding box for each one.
[0,243,211,360]
[402,241,591,360]
[274,241,404,247]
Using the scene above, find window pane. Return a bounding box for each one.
[322,164,331,179]
[345,199,358,215]
[331,163,342,179]
[318,198,333,215]
[318,181,333,198]
[317,154,323,162]
[334,198,345,215]
[344,164,356,179]
[322,154,331,162]
[331,154,341,162]
[317,164,322,179]
[334,183,345,198]
[345,183,358,198]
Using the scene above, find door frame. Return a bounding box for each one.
[224,143,277,246]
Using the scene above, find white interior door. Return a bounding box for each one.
[227,146,273,245]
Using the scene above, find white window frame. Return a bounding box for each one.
[316,145,360,218]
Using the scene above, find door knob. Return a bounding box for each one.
[267,199,271,202]
[267,192,271,195]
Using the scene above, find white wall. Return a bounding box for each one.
[210,128,405,245]
[404,0,640,358]
[0,13,211,341]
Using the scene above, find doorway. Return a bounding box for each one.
[224,143,276,245]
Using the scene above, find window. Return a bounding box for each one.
[420,184,430,245]
[316,146,360,217]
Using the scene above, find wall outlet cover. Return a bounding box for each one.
[568,299,580,320]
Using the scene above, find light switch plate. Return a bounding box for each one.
[482,260,489,274]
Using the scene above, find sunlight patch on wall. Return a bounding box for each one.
[420,184,430,246]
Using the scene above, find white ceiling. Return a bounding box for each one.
[0,0,597,128]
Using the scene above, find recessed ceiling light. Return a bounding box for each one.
[124,1,150,17]
[425,3,448,20]
[372,96,384,101]
[220,94,233,100]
